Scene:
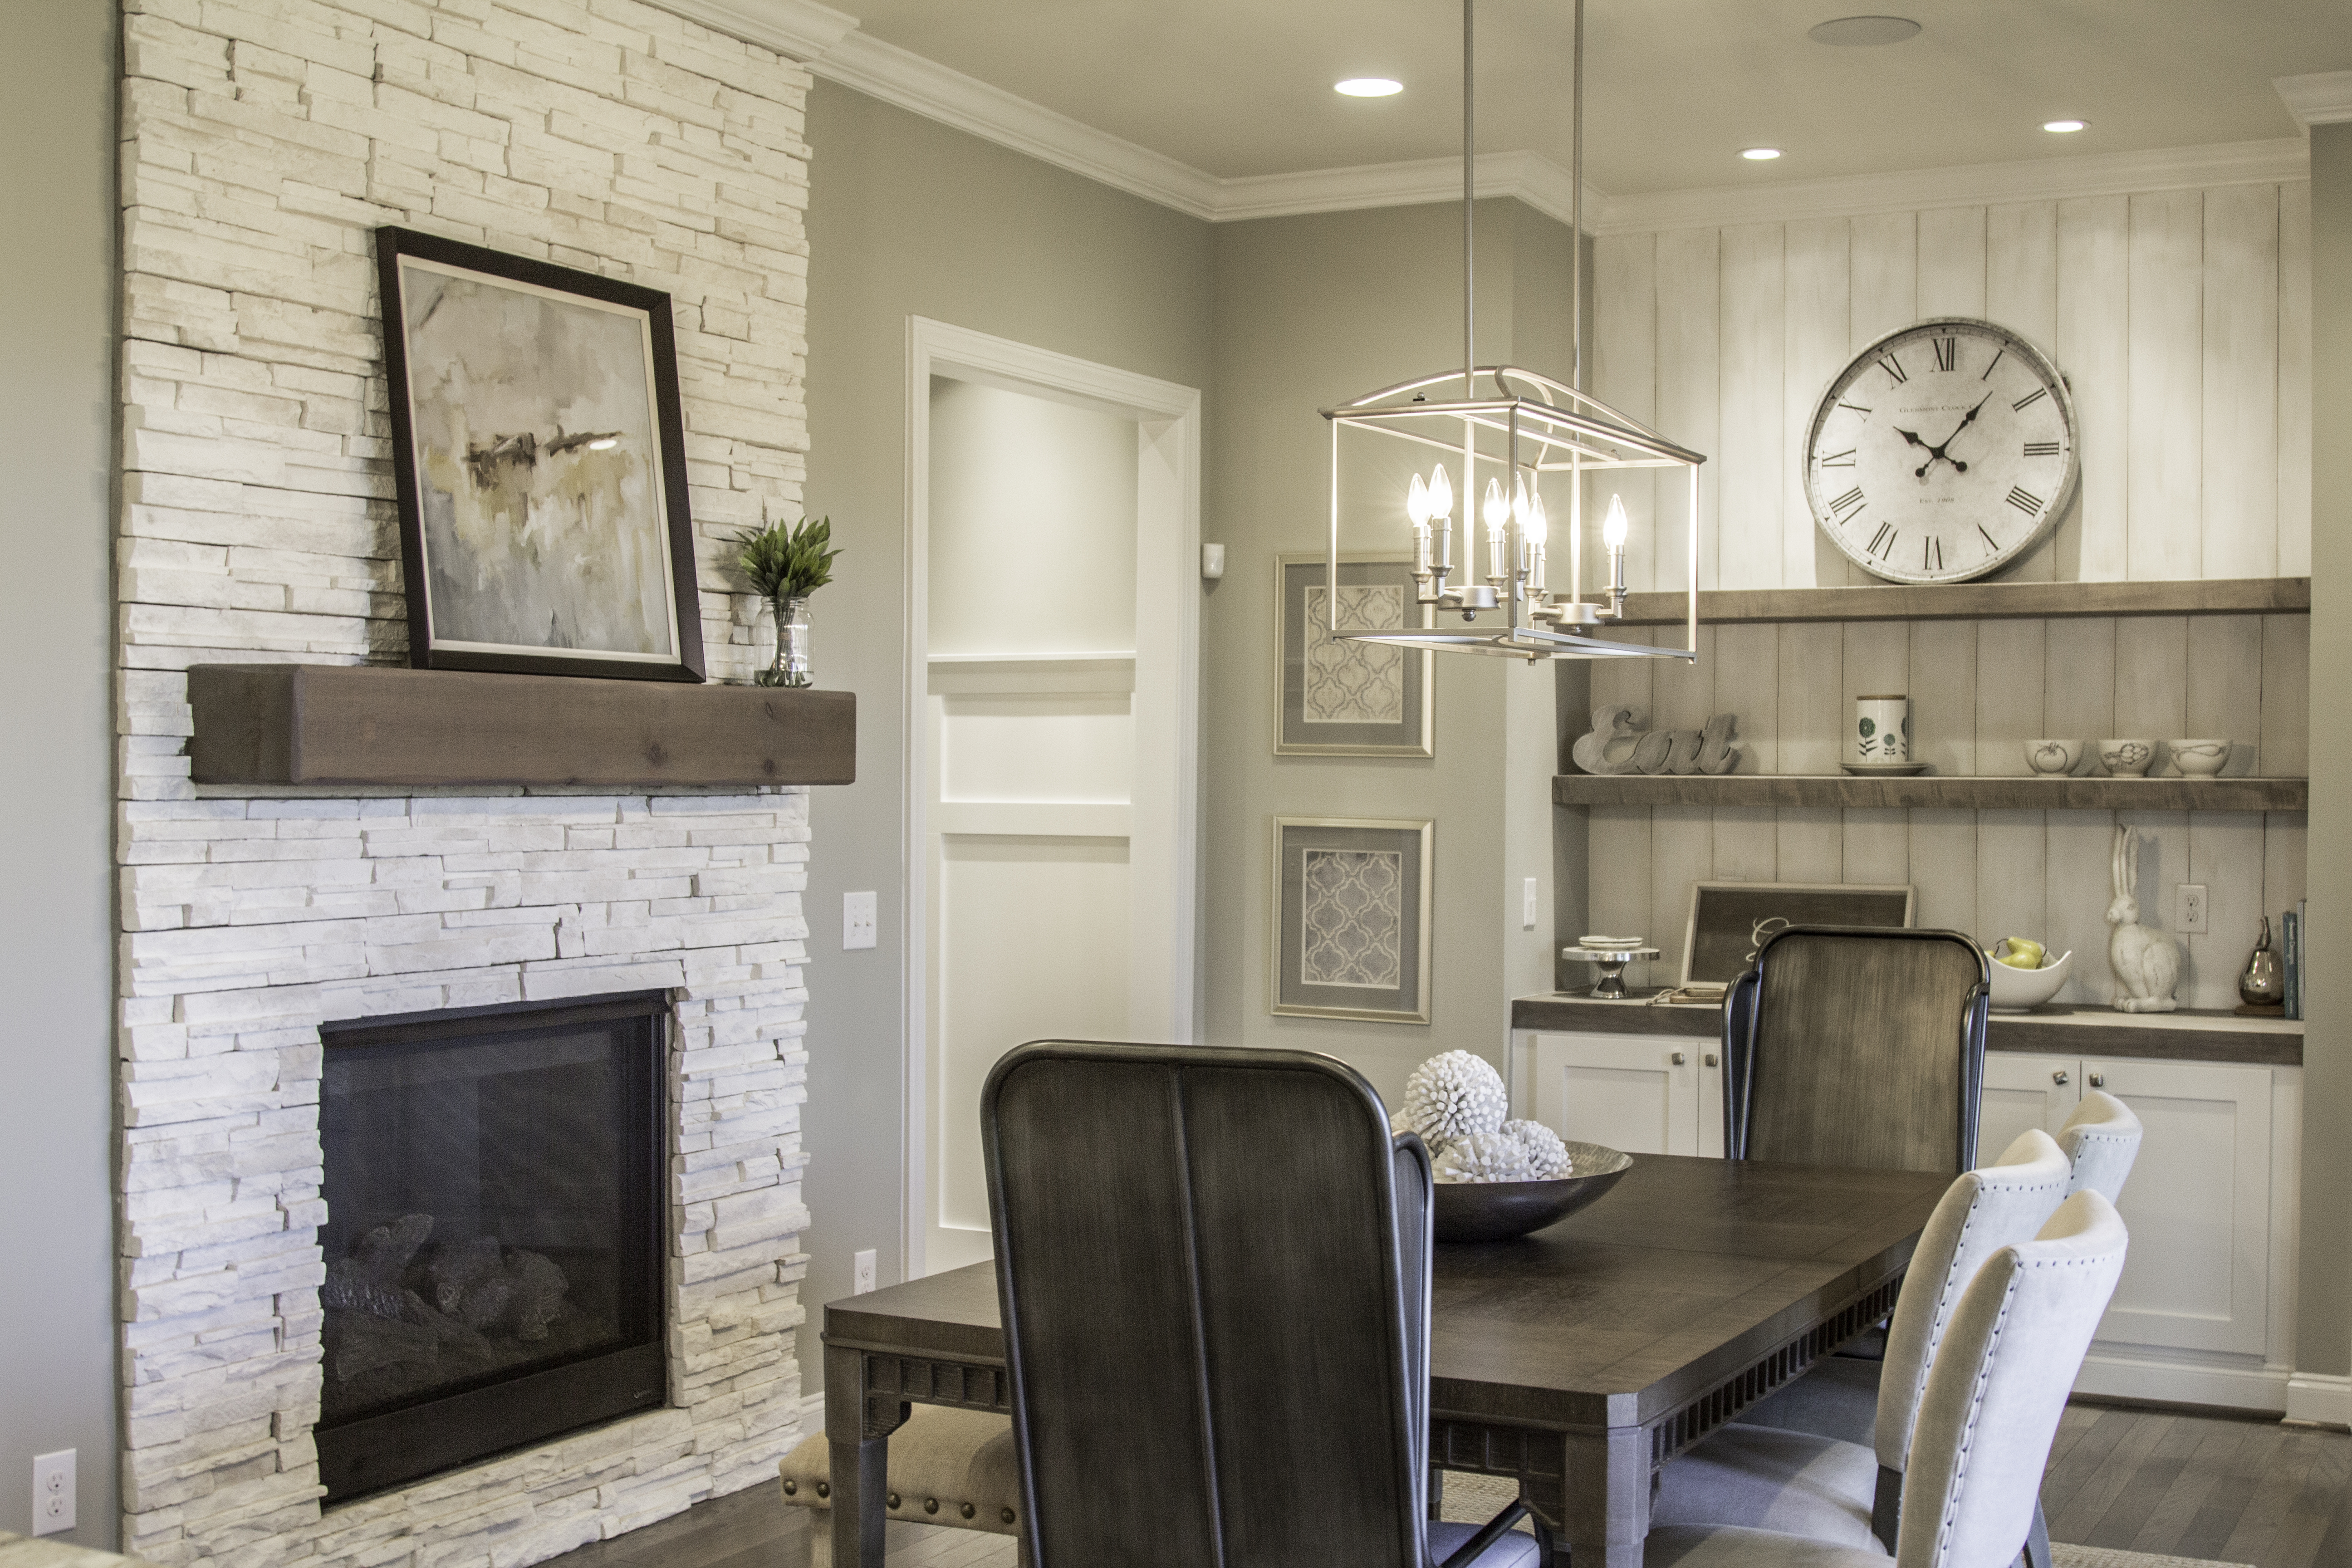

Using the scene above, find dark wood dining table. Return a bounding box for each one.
[821,1153,1950,1568]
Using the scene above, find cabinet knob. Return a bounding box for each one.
[1671,1051,1687,1065]
[2052,1070,2069,1085]
[1704,1053,1719,1068]
[2088,1073,2105,1088]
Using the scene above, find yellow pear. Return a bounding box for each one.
[1994,937,2045,970]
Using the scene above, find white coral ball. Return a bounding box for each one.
[1502,1120,1573,1180]
[1435,1131,1540,1184]
[1401,1051,1509,1147]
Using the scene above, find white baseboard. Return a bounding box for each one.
[2072,1348,2288,1414]
[2285,1372,2352,1427]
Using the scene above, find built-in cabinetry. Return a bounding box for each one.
[1511,997,2305,1412]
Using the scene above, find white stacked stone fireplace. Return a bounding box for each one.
[113,0,819,1561]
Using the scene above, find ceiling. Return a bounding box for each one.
[833,1,2346,194]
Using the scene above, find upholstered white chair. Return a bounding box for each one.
[1646,1190,2129,1568]
[1651,1129,2073,1553]
[2055,1090,2143,1204]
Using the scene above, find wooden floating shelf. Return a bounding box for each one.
[1552,773,2306,812]
[1612,576,2308,627]
[188,664,856,788]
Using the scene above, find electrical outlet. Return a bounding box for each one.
[843,891,877,950]
[1522,877,1540,931]
[2176,883,2209,935]
[33,1449,74,1537]
[852,1249,877,1295]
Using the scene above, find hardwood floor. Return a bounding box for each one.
[545,1404,2351,1568]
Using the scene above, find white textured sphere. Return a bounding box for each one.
[1502,1120,1573,1179]
[1401,1051,1509,1147]
[1435,1131,1540,1184]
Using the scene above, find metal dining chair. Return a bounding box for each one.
[981,1039,1540,1568]
[1651,1129,2073,1551]
[1645,1190,2129,1568]
[1722,926,1992,1174]
[2056,1088,2144,1202]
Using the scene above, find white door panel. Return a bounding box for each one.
[2090,1058,2272,1356]
[1529,1032,1700,1157]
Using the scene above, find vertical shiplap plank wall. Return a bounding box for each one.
[1583,182,2310,1009]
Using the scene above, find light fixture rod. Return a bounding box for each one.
[1572,0,1584,391]
[1462,0,1475,397]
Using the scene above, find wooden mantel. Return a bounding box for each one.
[187,664,856,788]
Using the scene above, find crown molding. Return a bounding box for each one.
[2276,72,2352,128]
[652,1,2312,236]
[1589,137,2308,235]
[656,0,858,62]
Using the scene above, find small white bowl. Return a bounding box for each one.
[1987,949,2073,1012]
[2098,739,2157,777]
[2025,739,2084,775]
[2168,739,2231,779]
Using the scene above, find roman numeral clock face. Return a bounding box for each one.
[1805,318,2081,583]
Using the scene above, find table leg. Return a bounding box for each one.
[1558,1428,1651,1568]
[825,1342,904,1568]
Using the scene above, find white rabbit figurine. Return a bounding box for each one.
[2106,824,2180,1013]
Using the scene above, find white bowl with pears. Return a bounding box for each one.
[1986,937,2073,1012]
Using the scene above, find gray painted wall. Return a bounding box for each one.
[2298,120,2350,1379]
[1201,201,1584,1109]
[797,80,1212,1388]
[0,0,120,1544]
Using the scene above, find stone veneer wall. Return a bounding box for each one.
[113,0,817,1562]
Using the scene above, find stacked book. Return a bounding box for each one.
[2283,899,2307,1021]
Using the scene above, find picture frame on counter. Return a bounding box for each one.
[1682,881,1917,988]
[1270,816,1432,1024]
[1274,553,1434,756]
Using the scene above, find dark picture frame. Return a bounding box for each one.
[375,227,705,682]
[1269,816,1433,1024]
[1274,553,1433,756]
[1681,881,1917,987]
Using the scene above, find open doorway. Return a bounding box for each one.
[902,319,1200,1276]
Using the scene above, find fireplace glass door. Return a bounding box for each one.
[316,992,666,1502]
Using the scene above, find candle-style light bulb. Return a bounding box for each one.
[1602,494,1630,550]
[1407,471,1431,528]
[1483,477,1509,539]
[1428,464,1453,521]
[1524,488,1547,545]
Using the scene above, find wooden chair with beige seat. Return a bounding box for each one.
[1644,1189,2130,1568]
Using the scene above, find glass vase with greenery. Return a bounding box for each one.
[735,515,841,688]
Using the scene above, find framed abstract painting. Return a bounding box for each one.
[1269,816,1432,1024]
[375,226,706,682]
[1274,554,1433,756]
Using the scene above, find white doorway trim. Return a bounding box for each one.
[901,316,1202,1278]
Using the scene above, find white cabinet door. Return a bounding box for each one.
[1696,1047,1726,1160]
[2089,1058,2274,1357]
[1978,1052,2077,1165]
[1529,1032,1701,1157]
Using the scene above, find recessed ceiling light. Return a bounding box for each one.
[1807,15,1923,46]
[2042,118,2089,133]
[1335,78,1403,98]
[1740,147,1784,162]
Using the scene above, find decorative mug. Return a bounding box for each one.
[2167,739,2230,779]
[1854,695,1911,762]
[2025,739,2085,776]
[2098,738,2157,777]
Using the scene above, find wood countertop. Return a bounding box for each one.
[1511,994,2303,1067]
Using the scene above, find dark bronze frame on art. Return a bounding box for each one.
[375,226,705,682]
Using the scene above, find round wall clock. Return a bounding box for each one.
[1803,317,2080,584]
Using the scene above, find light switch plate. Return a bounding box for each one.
[843,891,877,950]
[1522,877,1540,931]
[853,1249,877,1295]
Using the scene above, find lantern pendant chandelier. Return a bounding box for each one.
[1320,0,1705,662]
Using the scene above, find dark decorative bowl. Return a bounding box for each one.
[1431,1142,1634,1243]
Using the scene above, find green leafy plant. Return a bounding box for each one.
[734,514,841,601]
